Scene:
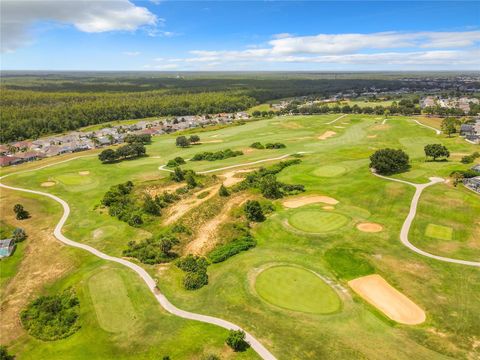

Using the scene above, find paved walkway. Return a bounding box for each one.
[411,119,442,135]
[0,161,277,360]
[325,114,348,125]
[372,172,480,267]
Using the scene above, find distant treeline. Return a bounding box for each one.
[1,74,478,142]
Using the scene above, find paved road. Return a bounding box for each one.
[373,172,480,267]
[0,162,277,360]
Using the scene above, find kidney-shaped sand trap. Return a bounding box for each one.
[41,181,56,187]
[348,274,426,325]
[356,222,383,233]
[79,171,90,176]
[318,131,337,140]
[283,195,339,208]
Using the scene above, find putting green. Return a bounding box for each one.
[288,210,349,233]
[313,165,347,177]
[56,173,95,186]
[255,266,341,314]
[425,224,453,241]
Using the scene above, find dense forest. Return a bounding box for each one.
[1,72,478,143]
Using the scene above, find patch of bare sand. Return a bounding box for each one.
[221,169,254,187]
[0,192,74,343]
[334,126,345,129]
[356,222,383,233]
[78,171,90,176]
[164,184,220,225]
[323,206,335,210]
[371,124,390,131]
[40,181,56,187]
[283,195,339,208]
[144,183,184,197]
[200,140,224,144]
[185,194,251,255]
[348,274,426,325]
[367,135,378,139]
[318,131,337,140]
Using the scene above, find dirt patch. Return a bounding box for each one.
[144,183,184,197]
[367,135,378,139]
[371,124,390,131]
[348,274,426,325]
[184,194,251,255]
[283,195,339,208]
[281,121,304,129]
[200,140,224,144]
[334,126,345,129]
[93,228,104,239]
[318,131,337,140]
[0,190,74,343]
[40,181,56,187]
[163,184,220,225]
[242,148,255,154]
[322,206,335,210]
[356,222,383,233]
[78,171,90,176]
[221,169,254,187]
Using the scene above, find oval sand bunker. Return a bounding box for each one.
[348,274,426,325]
[357,222,383,233]
[41,181,56,187]
[283,195,339,208]
[79,171,90,176]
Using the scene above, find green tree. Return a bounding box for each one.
[12,228,27,242]
[185,173,197,188]
[176,136,190,148]
[259,174,283,199]
[170,167,185,182]
[13,204,30,220]
[441,117,458,137]
[369,148,410,175]
[0,345,15,360]
[143,195,161,216]
[98,149,117,163]
[189,135,200,143]
[244,200,265,222]
[219,184,230,197]
[225,330,249,352]
[424,144,450,161]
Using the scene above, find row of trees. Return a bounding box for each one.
[175,135,200,148]
[191,149,243,162]
[98,143,146,163]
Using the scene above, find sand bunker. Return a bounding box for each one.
[318,131,337,140]
[356,222,383,233]
[322,206,335,210]
[41,181,56,187]
[200,139,224,144]
[334,126,345,129]
[221,169,254,187]
[348,274,426,325]
[367,135,377,139]
[79,171,90,176]
[283,195,339,208]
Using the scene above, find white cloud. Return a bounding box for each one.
[1,0,158,52]
[154,30,480,70]
[123,51,141,56]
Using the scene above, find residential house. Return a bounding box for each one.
[0,239,15,258]
[0,155,22,167]
[464,176,480,193]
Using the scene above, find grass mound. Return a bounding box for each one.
[288,210,348,233]
[20,288,80,341]
[255,266,341,314]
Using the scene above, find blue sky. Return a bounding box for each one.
[1,1,479,71]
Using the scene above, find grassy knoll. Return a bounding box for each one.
[2,113,479,359]
[255,265,341,314]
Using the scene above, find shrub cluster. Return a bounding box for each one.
[124,133,152,144]
[98,143,146,163]
[225,330,250,352]
[123,235,179,264]
[208,235,256,263]
[250,142,286,149]
[166,157,186,167]
[461,151,480,164]
[102,181,144,226]
[20,288,80,341]
[191,149,243,161]
[176,255,209,290]
[238,159,305,198]
[13,204,30,220]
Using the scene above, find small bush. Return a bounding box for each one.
[176,255,209,273]
[244,200,265,222]
[20,289,80,341]
[226,330,249,352]
[265,142,286,149]
[183,271,209,290]
[219,185,230,197]
[191,149,243,162]
[250,142,264,149]
[208,235,256,263]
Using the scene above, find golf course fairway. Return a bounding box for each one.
[288,209,349,233]
[255,266,341,314]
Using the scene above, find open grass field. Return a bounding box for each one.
[1,113,479,359]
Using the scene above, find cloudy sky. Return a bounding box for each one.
[1,0,479,71]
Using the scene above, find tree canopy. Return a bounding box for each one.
[369,148,410,175]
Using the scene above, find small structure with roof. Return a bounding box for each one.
[0,238,15,258]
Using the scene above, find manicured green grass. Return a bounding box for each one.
[255,265,341,314]
[288,210,349,233]
[425,224,453,241]
[3,113,480,359]
[313,165,347,177]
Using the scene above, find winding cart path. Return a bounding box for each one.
[372,172,480,267]
[0,158,277,360]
